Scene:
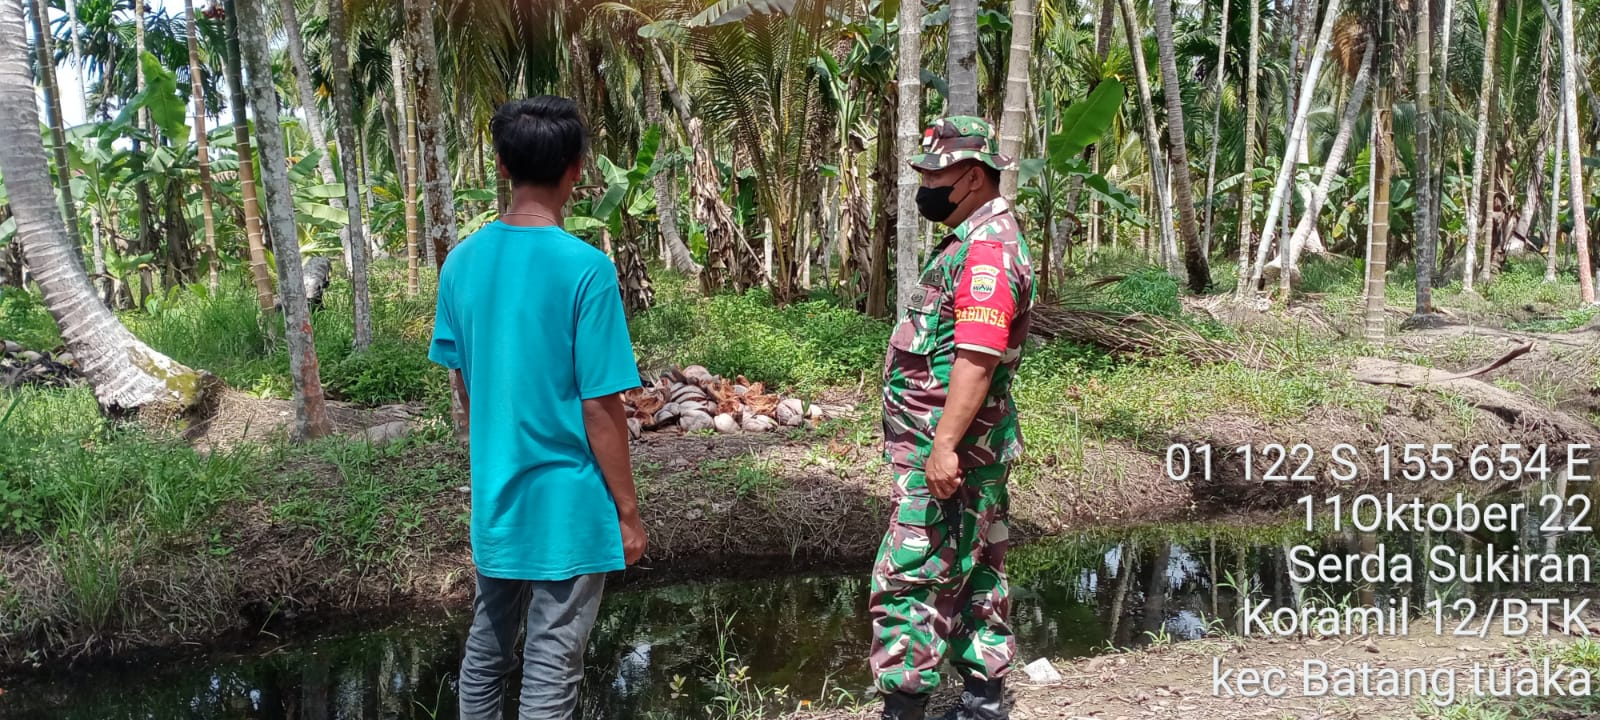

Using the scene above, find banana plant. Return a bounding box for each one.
[1021,78,1144,228]
[565,124,663,239]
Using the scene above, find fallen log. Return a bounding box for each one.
[1356,342,1532,386]
[1352,352,1598,441]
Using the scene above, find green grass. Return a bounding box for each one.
[0,287,63,350]
[0,385,262,638]
[267,436,466,570]
[1413,638,1600,719]
[631,274,891,394]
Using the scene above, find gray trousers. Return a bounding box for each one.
[458,571,606,720]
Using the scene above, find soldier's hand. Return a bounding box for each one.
[925,447,962,499]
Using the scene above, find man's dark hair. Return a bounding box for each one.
[490,96,589,187]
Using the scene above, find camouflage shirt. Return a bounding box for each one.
[882,197,1035,469]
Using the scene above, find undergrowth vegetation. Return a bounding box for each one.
[0,256,1591,661]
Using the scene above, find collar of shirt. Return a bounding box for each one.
[932,196,1013,256]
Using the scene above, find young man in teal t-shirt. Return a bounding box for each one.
[429,96,647,719]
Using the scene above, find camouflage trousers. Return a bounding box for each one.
[868,462,1014,695]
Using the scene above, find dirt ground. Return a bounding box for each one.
[797,626,1598,720]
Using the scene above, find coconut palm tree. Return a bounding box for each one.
[1117,0,1178,276]
[0,0,209,413]
[222,0,275,313]
[690,0,835,304]
[947,0,979,116]
[26,0,83,261]
[1199,0,1231,260]
[403,0,457,269]
[997,0,1035,200]
[1555,0,1593,302]
[894,0,921,311]
[183,0,218,291]
[1461,0,1501,292]
[391,41,421,296]
[1151,0,1207,292]
[277,0,335,185]
[1410,0,1435,314]
[236,0,332,440]
[641,50,699,276]
[1233,0,1260,297]
[1249,0,1341,295]
[328,0,373,351]
[1284,31,1373,274]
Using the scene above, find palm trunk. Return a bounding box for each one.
[1249,0,1341,293]
[1556,0,1593,302]
[868,83,894,319]
[1508,21,1554,263]
[1118,0,1179,277]
[183,0,218,291]
[1546,110,1563,283]
[1413,0,1437,312]
[997,0,1034,199]
[67,0,108,299]
[392,45,420,296]
[1286,42,1374,271]
[1462,0,1500,292]
[947,0,979,116]
[237,0,332,441]
[404,0,458,268]
[223,0,275,313]
[1364,87,1392,341]
[276,0,336,185]
[652,42,744,292]
[0,0,209,412]
[895,0,924,311]
[1234,0,1260,296]
[1431,0,1455,236]
[643,54,698,276]
[1200,0,1230,260]
[327,0,372,351]
[1152,0,1207,292]
[27,0,83,265]
[132,0,159,306]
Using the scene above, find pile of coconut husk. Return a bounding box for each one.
[0,338,81,390]
[623,365,849,439]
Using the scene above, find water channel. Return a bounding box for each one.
[6,491,1594,719]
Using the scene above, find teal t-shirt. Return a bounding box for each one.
[428,221,640,581]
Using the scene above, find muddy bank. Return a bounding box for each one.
[795,629,1598,719]
[3,342,1597,673]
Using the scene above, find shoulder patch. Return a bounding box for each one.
[969,263,1000,301]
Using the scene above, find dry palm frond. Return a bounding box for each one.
[1029,304,1236,365]
[1331,15,1368,80]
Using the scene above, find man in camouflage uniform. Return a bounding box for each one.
[871,117,1035,720]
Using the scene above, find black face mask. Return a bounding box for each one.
[915,184,959,223]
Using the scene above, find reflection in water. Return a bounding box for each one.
[8,501,1594,719]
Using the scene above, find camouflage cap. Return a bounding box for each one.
[907,116,1016,172]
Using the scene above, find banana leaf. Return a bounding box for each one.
[1046,79,1124,171]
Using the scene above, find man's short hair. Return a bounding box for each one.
[490,96,589,187]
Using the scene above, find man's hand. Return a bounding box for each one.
[925,446,963,499]
[620,512,648,565]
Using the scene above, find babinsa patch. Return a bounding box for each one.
[969,264,1001,301]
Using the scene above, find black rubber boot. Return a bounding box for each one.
[880,691,929,720]
[940,678,1007,720]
